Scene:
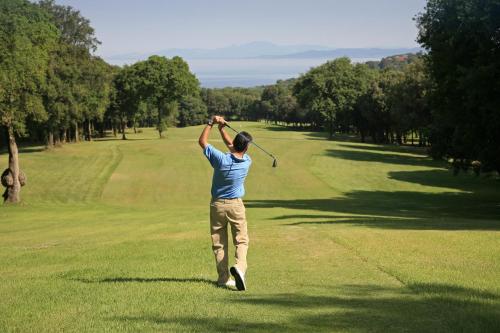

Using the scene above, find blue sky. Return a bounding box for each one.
[56,0,427,57]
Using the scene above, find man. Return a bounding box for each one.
[198,115,252,291]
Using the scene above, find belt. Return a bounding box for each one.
[211,197,241,203]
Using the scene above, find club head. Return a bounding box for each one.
[272,159,277,168]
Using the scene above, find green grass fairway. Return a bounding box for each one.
[1,123,499,332]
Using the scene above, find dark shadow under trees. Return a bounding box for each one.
[246,145,500,230]
[246,189,500,231]
[0,145,46,155]
[336,142,429,156]
[325,148,441,168]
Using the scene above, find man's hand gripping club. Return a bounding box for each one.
[198,115,234,152]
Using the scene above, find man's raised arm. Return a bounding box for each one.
[218,118,235,153]
[199,116,215,149]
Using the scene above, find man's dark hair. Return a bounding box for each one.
[233,131,252,152]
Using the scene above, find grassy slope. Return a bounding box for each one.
[0,123,499,332]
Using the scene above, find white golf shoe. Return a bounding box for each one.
[230,266,246,291]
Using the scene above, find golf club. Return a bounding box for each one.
[224,123,278,168]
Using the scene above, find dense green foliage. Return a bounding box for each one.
[291,56,432,145]
[200,87,261,121]
[106,56,200,139]
[417,0,500,173]
[197,56,432,147]
[0,0,58,134]
[107,64,139,139]
[294,58,370,139]
[177,95,208,127]
[260,80,307,125]
[130,56,200,137]
[352,60,432,144]
[35,0,114,144]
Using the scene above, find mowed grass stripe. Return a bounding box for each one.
[84,144,124,201]
[3,142,123,204]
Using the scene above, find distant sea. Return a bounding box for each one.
[107,57,380,88]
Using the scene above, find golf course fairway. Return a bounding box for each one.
[1,123,499,332]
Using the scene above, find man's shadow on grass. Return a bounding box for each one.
[76,276,216,286]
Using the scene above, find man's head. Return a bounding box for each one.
[233,131,252,153]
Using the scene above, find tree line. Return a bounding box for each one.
[202,55,430,146]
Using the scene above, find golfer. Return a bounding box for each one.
[198,115,252,291]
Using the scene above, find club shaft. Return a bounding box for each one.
[224,124,275,159]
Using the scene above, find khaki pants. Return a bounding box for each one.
[210,198,249,284]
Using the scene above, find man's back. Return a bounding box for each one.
[204,144,252,199]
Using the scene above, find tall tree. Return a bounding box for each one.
[109,65,139,140]
[177,95,208,127]
[417,0,500,172]
[293,58,361,139]
[367,70,404,143]
[0,0,58,203]
[390,59,432,145]
[132,56,199,138]
[79,56,114,141]
[261,84,287,124]
[38,0,102,144]
[200,87,261,121]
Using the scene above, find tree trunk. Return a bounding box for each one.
[121,119,127,140]
[329,117,334,140]
[54,130,61,146]
[47,130,54,148]
[396,133,402,145]
[62,128,67,143]
[99,122,105,138]
[157,108,163,138]
[3,125,21,203]
[74,121,80,142]
[87,119,92,141]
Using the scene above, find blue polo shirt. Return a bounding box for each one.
[203,144,252,199]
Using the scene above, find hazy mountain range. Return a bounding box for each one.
[105,41,422,63]
[104,42,423,88]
